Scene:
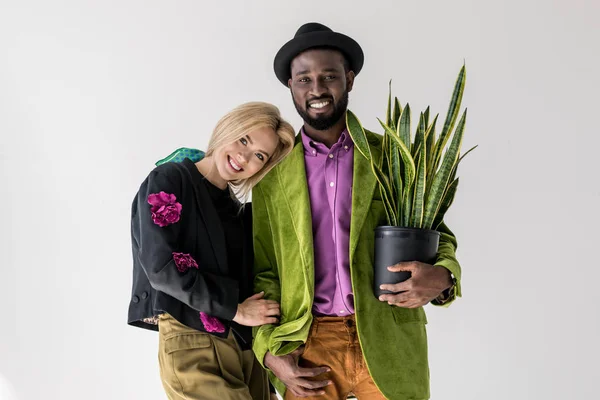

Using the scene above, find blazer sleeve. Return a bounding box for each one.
[431,221,462,307]
[251,183,281,367]
[131,167,239,321]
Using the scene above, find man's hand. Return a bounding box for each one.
[378,261,452,308]
[264,348,331,398]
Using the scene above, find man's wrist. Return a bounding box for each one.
[434,267,456,304]
[436,265,454,290]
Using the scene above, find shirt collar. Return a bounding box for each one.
[301,127,354,157]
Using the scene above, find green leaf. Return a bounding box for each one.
[425,115,439,191]
[381,110,403,221]
[423,109,467,229]
[383,118,392,174]
[412,142,427,228]
[432,177,459,230]
[378,119,415,193]
[378,186,395,226]
[424,106,430,127]
[385,80,392,126]
[459,144,478,163]
[425,115,438,175]
[413,113,426,158]
[382,81,394,169]
[393,97,402,128]
[403,180,414,227]
[450,144,478,182]
[433,65,466,171]
[389,138,403,224]
[371,162,397,226]
[397,103,411,151]
[346,110,372,162]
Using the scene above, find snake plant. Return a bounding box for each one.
[346,65,476,230]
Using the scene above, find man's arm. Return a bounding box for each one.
[430,222,461,306]
[251,183,330,397]
[251,183,281,366]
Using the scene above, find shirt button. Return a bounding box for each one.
[340,310,345,314]
[132,295,140,304]
[329,182,334,187]
[344,145,349,150]
[141,291,148,300]
[312,150,316,155]
[328,154,334,159]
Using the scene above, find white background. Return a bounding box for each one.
[1,0,599,399]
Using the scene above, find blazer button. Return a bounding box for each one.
[141,291,148,300]
[132,295,140,303]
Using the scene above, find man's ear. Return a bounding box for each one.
[346,70,356,92]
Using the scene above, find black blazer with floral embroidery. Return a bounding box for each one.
[128,158,253,347]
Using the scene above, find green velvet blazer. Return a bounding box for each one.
[252,129,462,400]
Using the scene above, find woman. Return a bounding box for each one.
[128,102,295,399]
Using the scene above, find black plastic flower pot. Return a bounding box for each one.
[373,226,440,298]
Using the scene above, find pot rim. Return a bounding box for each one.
[375,226,440,236]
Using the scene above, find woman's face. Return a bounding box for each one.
[213,126,279,182]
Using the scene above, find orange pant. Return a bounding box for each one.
[285,315,386,400]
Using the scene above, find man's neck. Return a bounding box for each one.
[303,116,347,148]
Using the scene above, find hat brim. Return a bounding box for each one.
[274,31,364,86]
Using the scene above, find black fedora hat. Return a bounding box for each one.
[274,22,364,86]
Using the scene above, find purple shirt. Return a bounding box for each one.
[301,128,355,316]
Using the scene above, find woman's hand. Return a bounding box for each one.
[233,291,280,326]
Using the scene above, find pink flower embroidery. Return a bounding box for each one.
[172,252,199,273]
[148,191,182,227]
[200,312,225,333]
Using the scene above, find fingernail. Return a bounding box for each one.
[378,296,384,301]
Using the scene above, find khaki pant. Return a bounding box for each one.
[158,313,269,400]
[285,315,386,400]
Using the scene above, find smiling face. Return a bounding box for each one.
[212,126,279,183]
[288,48,354,132]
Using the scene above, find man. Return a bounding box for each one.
[251,22,461,400]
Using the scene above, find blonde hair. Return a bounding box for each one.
[205,102,295,201]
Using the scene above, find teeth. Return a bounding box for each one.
[310,101,330,109]
[229,157,242,171]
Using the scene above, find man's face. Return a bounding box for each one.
[288,49,354,131]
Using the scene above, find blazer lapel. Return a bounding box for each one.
[276,138,314,288]
[349,131,381,264]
